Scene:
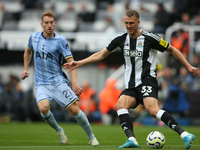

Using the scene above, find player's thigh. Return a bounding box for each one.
[53,82,79,109]
[35,85,52,112]
[116,95,137,110]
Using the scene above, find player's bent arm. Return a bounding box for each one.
[166,45,191,68]
[23,46,33,71]
[66,57,83,95]
[66,57,78,84]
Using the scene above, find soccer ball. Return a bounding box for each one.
[146,131,165,149]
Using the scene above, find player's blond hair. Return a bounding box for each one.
[41,11,55,22]
[125,10,140,20]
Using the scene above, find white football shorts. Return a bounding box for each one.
[35,82,79,109]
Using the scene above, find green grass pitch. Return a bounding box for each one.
[0,122,199,150]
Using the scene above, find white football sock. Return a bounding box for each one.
[74,110,94,139]
[41,110,62,132]
[180,131,189,138]
[129,137,138,144]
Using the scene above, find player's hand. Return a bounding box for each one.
[63,61,79,72]
[72,83,83,96]
[188,66,198,75]
[21,71,29,80]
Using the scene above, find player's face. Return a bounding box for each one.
[124,15,140,36]
[41,16,56,37]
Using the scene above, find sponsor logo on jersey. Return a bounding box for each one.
[124,49,142,57]
[159,38,168,48]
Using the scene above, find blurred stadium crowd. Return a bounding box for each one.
[0,0,200,125]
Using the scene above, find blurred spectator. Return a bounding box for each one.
[9,74,22,101]
[0,2,5,30]
[105,5,114,21]
[49,5,61,21]
[0,83,16,114]
[174,0,189,14]
[157,67,176,100]
[178,66,193,92]
[163,83,190,116]
[170,0,189,23]
[192,54,200,68]
[78,80,97,122]
[21,0,37,9]
[171,29,189,59]
[0,1,21,22]
[190,54,200,91]
[193,15,200,25]
[77,1,95,23]
[153,3,171,33]
[66,2,74,12]
[96,0,114,10]
[181,13,191,25]
[103,16,117,34]
[168,29,189,74]
[125,3,130,12]
[169,0,188,24]
[99,78,121,125]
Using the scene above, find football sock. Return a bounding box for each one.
[117,109,135,138]
[74,109,94,139]
[156,110,185,135]
[180,131,189,138]
[129,137,138,144]
[41,110,62,132]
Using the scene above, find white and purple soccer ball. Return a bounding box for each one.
[146,131,165,149]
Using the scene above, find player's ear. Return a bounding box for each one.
[40,22,43,28]
[138,19,140,25]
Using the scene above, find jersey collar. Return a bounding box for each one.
[41,32,55,39]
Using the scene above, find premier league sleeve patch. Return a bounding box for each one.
[159,38,168,48]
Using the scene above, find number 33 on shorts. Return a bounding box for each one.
[141,86,152,96]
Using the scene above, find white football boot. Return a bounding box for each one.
[57,128,68,144]
[89,137,99,146]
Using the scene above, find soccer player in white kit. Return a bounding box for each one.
[21,11,99,146]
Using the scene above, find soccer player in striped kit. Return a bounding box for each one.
[21,11,99,146]
[64,10,197,149]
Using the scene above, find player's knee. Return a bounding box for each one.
[68,104,79,116]
[70,109,79,116]
[39,107,49,114]
[145,107,159,118]
[115,100,125,110]
[38,100,50,114]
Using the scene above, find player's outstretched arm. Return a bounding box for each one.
[166,45,198,75]
[21,46,33,80]
[63,48,111,72]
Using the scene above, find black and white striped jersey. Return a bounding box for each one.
[106,30,169,89]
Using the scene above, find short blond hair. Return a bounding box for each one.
[41,11,55,22]
[125,10,140,20]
